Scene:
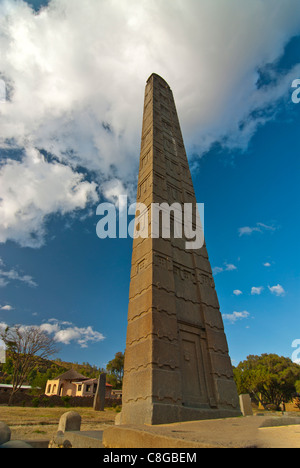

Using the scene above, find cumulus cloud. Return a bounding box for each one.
[101,178,134,209]
[222,311,250,324]
[233,290,243,296]
[225,263,237,271]
[0,305,14,311]
[0,0,299,247]
[268,284,285,296]
[0,79,6,103]
[0,147,98,247]
[0,322,8,333]
[0,318,104,348]
[40,318,105,348]
[251,286,264,295]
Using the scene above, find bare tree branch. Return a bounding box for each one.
[0,325,58,405]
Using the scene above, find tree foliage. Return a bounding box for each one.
[0,325,58,404]
[106,351,124,389]
[234,354,300,410]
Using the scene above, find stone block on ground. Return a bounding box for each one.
[0,422,11,446]
[239,394,253,416]
[93,373,106,411]
[57,411,81,432]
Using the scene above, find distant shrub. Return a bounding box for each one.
[32,397,39,407]
[41,397,50,407]
[61,395,71,407]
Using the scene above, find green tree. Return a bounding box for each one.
[234,354,300,410]
[0,325,58,405]
[106,352,124,389]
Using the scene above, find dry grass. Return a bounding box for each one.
[0,406,117,441]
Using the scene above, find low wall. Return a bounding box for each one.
[0,391,122,408]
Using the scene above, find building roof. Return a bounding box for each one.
[74,378,97,385]
[0,383,33,389]
[74,379,113,387]
[53,369,89,382]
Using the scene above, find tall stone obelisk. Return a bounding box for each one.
[119,74,240,425]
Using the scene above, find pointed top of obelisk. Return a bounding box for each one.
[147,73,171,89]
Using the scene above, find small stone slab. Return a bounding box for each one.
[58,411,81,432]
[0,422,11,446]
[239,394,253,416]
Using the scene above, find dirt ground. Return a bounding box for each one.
[0,406,117,442]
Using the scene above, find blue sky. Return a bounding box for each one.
[0,0,299,369]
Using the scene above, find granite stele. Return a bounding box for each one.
[118,73,241,425]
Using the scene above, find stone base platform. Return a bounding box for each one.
[116,402,242,426]
[8,414,300,448]
[61,430,104,448]
[102,415,300,449]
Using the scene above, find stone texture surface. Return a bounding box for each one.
[104,415,300,448]
[93,373,106,411]
[57,411,81,432]
[0,440,32,448]
[120,73,240,425]
[60,431,104,449]
[0,422,11,446]
[239,394,253,416]
[48,430,72,449]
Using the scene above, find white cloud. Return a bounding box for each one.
[212,266,223,275]
[0,147,98,247]
[251,286,264,295]
[238,226,261,236]
[223,311,250,324]
[268,284,285,296]
[238,222,277,237]
[41,318,105,348]
[225,263,237,271]
[0,305,13,311]
[0,79,6,103]
[0,322,8,333]
[0,258,37,288]
[0,319,104,349]
[101,178,132,208]
[233,290,243,296]
[39,322,60,335]
[213,262,237,275]
[0,0,299,247]
[263,262,271,267]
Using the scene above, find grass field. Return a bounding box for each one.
[0,406,117,442]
